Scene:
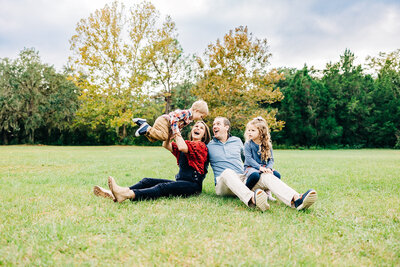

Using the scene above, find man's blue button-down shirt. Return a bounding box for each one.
[207,136,244,184]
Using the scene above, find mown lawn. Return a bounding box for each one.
[0,146,399,266]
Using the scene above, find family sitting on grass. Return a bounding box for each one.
[93,100,318,212]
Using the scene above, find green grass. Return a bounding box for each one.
[0,146,399,266]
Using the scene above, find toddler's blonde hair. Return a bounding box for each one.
[191,100,209,115]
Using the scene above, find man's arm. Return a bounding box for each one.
[240,146,245,162]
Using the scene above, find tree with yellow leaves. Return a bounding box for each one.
[194,26,285,132]
[142,15,185,114]
[69,1,183,140]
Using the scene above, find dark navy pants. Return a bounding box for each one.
[129,178,201,201]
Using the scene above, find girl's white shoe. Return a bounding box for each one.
[266,190,276,202]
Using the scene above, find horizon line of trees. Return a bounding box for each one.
[0,1,399,148]
[274,49,400,149]
[1,46,399,148]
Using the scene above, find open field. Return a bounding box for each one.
[0,146,399,266]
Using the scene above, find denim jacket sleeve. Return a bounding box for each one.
[265,149,274,169]
[244,142,261,170]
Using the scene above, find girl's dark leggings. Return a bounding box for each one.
[129,178,201,201]
[245,170,281,190]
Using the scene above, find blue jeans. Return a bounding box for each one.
[129,178,201,201]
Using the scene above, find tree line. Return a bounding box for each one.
[0,1,399,148]
[274,49,400,148]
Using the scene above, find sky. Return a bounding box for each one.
[0,0,399,71]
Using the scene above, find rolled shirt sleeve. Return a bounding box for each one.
[169,109,192,135]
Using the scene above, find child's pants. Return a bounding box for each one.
[145,116,171,142]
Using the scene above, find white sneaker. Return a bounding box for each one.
[266,190,276,202]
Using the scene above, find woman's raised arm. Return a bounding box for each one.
[162,139,173,152]
[174,132,189,153]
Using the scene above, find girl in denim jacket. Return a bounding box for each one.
[244,117,281,201]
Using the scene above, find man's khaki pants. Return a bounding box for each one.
[215,169,254,206]
[215,169,299,208]
[253,173,299,207]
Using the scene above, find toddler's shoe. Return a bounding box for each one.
[132,118,147,126]
[135,123,150,137]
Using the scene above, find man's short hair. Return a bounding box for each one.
[191,100,209,115]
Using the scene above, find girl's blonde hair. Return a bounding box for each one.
[245,117,272,161]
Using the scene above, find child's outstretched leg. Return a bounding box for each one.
[134,117,151,137]
[134,116,170,142]
[135,122,150,137]
[145,117,170,141]
[273,170,281,179]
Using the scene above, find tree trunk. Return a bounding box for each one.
[122,125,127,139]
[165,95,171,114]
[30,129,35,144]
[2,131,8,145]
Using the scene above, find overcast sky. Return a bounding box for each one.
[1,0,399,71]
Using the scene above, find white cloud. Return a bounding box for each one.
[0,0,112,68]
[0,0,399,71]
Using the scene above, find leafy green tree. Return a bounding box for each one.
[367,49,400,148]
[322,49,374,147]
[169,55,199,111]
[275,67,342,147]
[0,58,22,144]
[39,69,80,141]
[142,15,186,114]
[194,26,284,132]
[16,49,48,143]
[69,1,185,140]
[0,48,79,144]
[170,81,197,111]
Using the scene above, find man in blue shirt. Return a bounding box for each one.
[207,117,317,211]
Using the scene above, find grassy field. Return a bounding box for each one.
[0,146,399,266]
